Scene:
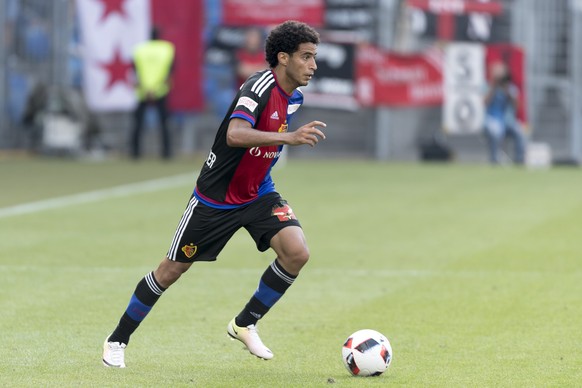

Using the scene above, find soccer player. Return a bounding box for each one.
[102,20,326,367]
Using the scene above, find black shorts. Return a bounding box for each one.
[167,192,301,262]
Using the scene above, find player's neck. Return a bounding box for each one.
[272,67,296,95]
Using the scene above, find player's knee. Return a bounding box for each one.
[295,247,310,266]
[281,245,310,273]
[154,258,191,288]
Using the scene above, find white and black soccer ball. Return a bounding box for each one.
[342,329,392,377]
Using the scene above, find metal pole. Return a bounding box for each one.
[51,0,65,88]
[570,0,582,162]
[374,0,399,160]
[0,0,7,148]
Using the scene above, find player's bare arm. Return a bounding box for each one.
[226,118,326,148]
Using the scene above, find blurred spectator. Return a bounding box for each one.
[483,62,525,164]
[131,27,175,160]
[235,27,267,87]
[4,0,19,51]
[12,1,52,61]
[8,69,29,131]
[22,82,101,153]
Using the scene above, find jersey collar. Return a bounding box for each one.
[271,69,293,99]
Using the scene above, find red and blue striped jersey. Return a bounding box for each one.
[194,69,304,209]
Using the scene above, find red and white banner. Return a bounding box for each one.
[356,44,444,107]
[406,0,503,15]
[77,0,204,112]
[223,0,324,27]
[77,0,149,111]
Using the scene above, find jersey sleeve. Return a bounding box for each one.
[286,88,304,124]
[230,71,271,127]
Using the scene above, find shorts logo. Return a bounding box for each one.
[236,96,258,112]
[181,243,198,259]
[270,111,279,120]
[271,202,297,222]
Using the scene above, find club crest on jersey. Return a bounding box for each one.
[271,201,296,221]
[278,120,288,133]
[181,243,197,259]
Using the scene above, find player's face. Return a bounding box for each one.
[286,43,317,88]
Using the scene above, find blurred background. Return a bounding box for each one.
[0,0,581,166]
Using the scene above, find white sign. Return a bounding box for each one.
[443,43,485,134]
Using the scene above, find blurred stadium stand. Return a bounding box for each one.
[1,0,581,163]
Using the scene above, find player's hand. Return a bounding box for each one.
[288,121,327,147]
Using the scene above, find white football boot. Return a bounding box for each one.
[227,318,273,360]
[102,336,126,368]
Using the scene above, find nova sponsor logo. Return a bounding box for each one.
[249,147,261,157]
[248,147,282,159]
[262,150,282,159]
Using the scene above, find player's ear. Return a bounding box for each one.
[277,52,289,67]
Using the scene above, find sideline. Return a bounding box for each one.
[0,173,195,219]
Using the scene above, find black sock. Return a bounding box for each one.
[108,272,166,345]
[235,259,296,327]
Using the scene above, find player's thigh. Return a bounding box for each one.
[167,196,242,263]
[243,193,302,252]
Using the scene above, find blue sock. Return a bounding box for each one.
[109,272,165,344]
[236,260,296,327]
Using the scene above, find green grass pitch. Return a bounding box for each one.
[1,158,581,387]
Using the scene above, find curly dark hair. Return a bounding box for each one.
[265,21,320,68]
